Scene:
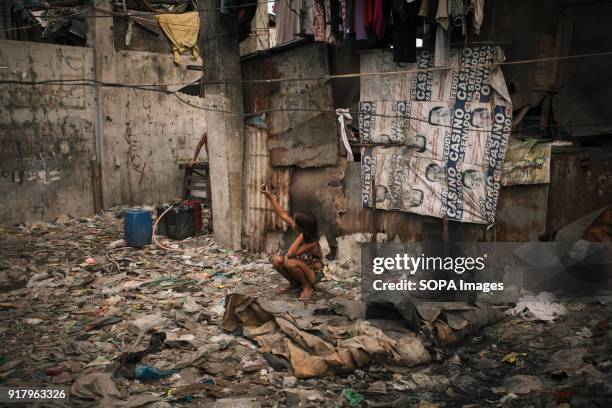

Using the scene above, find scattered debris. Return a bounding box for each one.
[344,388,364,406]
[506,292,567,321]
[1,210,610,406]
[502,375,544,395]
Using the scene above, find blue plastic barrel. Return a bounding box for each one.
[124,208,153,247]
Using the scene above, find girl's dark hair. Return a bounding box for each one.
[294,211,319,243]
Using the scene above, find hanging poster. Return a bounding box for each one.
[360,46,513,224]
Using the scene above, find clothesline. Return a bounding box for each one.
[1,50,609,85]
[1,77,610,136]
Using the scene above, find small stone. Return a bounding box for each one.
[283,376,297,387]
[23,318,43,325]
[285,391,300,407]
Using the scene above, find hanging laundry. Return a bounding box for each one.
[434,23,451,67]
[355,0,367,40]
[434,0,450,66]
[341,0,347,33]
[435,0,449,30]
[324,0,336,43]
[448,0,466,35]
[314,0,326,41]
[345,0,354,35]
[364,0,375,31]
[275,0,302,44]
[449,0,464,17]
[473,0,484,35]
[302,0,315,36]
[418,0,439,35]
[391,0,420,64]
[330,0,341,35]
[155,11,200,65]
[372,0,385,38]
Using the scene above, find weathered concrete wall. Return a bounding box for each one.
[242,42,339,168]
[90,1,206,208]
[1,4,206,224]
[0,40,97,223]
[97,85,206,207]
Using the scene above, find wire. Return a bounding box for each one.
[2,77,611,136]
[0,77,447,126]
[1,49,611,87]
[0,4,268,35]
[153,204,175,251]
[512,123,612,134]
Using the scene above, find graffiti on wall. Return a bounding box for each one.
[0,155,63,185]
[124,125,155,186]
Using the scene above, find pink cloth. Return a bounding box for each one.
[314,0,325,41]
[373,0,385,38]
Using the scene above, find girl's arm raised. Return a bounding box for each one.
[261,183,296,230]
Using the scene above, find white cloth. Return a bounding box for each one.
[434,24,450,67]
[473,0,484,34]
[506,292,567,322]
[275,0,303,44]
[336,108,354,162]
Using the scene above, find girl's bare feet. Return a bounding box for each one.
[276,283,299,294]
[299,286,313,301]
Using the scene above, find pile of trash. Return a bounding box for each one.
[0,209,611,407]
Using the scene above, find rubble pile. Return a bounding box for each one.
[0,210,611,407]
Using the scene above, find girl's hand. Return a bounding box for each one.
[260,183,269,194]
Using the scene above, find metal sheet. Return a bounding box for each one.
[546,147,612,234]
[342,161,550,242]
[243,125,291,252]
[495,184,549,241]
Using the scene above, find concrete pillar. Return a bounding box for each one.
[87,0,114,212]
[200,0,245,250]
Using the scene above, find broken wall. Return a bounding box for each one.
[0,40,97,223]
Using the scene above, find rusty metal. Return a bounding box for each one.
[243,125,291,252]
[546,147,612,234]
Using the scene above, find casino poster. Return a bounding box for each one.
[360,46,512,224]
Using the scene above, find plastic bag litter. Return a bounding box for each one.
[506,292,567,322]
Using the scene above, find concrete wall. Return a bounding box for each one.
[98,82,206,207]
[242,42,338,168]
[91,1,206,208]
[0,40,97,223]
[0,4,206,224]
